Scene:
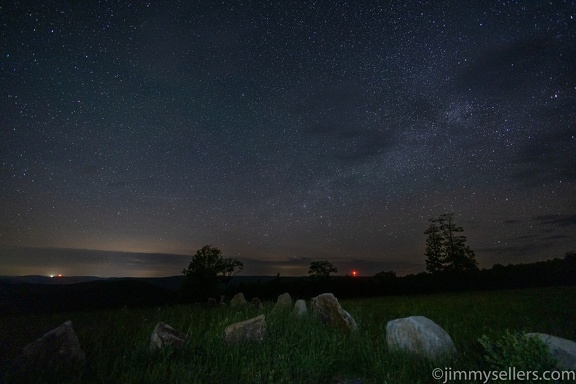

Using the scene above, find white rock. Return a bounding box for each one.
[386,316,456,359]
[525,333,576,370]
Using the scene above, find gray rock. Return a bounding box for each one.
[22,320,85,363]
[230,292,247,308]
[150,322,187,351]
[250,297,263,310]
[311,293,358,331]
[386,316,456,359]
[293,299,307,317]
[206,297,217,306]
[273,292,293,312]
[525,333,576,370]
[8,320,85,381]
[224,314,267,343]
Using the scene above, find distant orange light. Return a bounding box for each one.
[57,274,62,278]
[351,270,358,277]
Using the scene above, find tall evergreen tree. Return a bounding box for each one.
[424,213,478,273]
[424,222,445,273]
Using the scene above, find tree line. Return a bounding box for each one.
[179,214,575,302]
[222,252,576,301]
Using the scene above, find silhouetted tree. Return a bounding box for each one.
[181,245,243,301]
[424,213,478,273]
[424,222,445,273]
[308,260,338,279]
[220,258,244,285]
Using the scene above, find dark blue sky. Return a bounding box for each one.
[1,1,575,277]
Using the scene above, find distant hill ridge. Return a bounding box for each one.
[0,275,279,290]
[0,278,174,315]
[0,275,103,285]
[2,254,573,315]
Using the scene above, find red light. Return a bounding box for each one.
[351,271,357,277]
[57,274,62,278]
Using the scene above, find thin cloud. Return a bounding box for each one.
[533,214,576,228]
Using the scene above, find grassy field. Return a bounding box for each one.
[1,286,575,383]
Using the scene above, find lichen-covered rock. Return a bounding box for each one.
[272,292,293,312]
[525,333,576,370]
[311,293,357,331]
[386,316,456,359]
[224,315,267,343]
[230,292,247,308]
[293,299,307,317]
[150,322,187,351]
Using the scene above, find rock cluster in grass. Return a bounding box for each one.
[386,316,457,359]
[149,322,187,351]
[525,332,576,370]
[9,292,575,382]
[221,292,358,345]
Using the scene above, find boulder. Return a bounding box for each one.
[386,316,456,359]
[7,320,85,381]
[207,297,217,306]
[311,293,357,331]
[293,299,308,317]
[272,292,293,312]
[250,297,263,310]
[230,292,247,308]
[224,314,267,343]
[525,333,576,370]
[150,322,187,351]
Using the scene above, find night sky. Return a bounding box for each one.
[1,1,575,278]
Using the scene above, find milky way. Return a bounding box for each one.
[1,1,575,277]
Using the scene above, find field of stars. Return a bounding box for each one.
[1,1,575,277]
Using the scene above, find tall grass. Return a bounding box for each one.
[1,286,574,383]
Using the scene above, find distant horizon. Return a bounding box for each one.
[0,244,420,278]
[1,245,572,279]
